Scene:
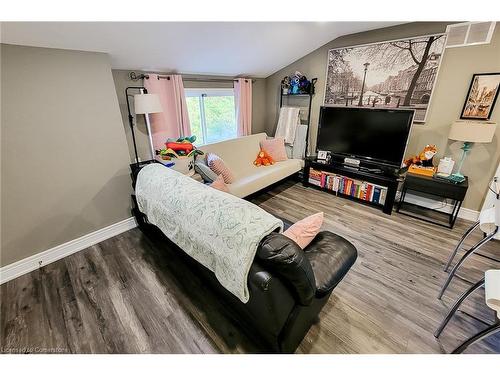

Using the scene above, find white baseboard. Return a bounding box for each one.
[399,192,479,222]
[0,217,137,285]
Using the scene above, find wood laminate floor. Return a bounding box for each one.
[1,181,499,354]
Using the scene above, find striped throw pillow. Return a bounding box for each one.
[206,153,235,184]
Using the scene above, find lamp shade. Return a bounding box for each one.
[448,120,497,143]
[134,93,163,114]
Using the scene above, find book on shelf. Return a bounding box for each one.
[359,182,366,200]
[372,186,381,203]
[308,168,322,186]
[366,184,373,202]
[308,168,388,205]
[379,187,387,205]
[333,176,340,192]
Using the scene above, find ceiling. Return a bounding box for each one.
[1,22,401,78]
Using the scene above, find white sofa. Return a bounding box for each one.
[198,133,303,198]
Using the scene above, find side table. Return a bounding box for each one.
[396,173,468,228]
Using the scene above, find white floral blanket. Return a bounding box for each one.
[135,164,283,303]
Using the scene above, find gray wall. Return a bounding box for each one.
[1,44,132,266]
[112,70,267,162]
[265,22,500,211]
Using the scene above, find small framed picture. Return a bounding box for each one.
[317,150,329,160]
[460,72,500,120]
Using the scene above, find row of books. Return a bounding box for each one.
[308,168,388,205]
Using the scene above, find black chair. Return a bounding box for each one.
[438,219,498,300]
[434,271,500,354]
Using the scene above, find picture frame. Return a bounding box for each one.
[324,33,446,123]
[317,150,329,160]
[460,72,500,120]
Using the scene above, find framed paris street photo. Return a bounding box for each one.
[460,72,500,120]
[324,34,446,123]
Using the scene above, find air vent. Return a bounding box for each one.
[446,22,496,48]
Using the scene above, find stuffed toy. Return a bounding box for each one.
[166,141,193,154]
[290,77,300,94]
[281,76,291,93]
[283,71,311,95]
[157,135,203,159]
[298,76,311,93]
[253,150,274,167]
[403,144,437,168]
[166,135,197,144]
[159,148,203,159]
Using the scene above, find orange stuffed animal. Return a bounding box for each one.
[403,144,437,168]
[254,150,274,167]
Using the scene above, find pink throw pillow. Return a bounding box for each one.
[206,153,235,184]
[260,138,288,162]
[210,174,229,193]
[283,212,324,249]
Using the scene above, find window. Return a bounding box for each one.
[185,88,237,145]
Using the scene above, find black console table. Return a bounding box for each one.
[396,173,468,228]
[303,157,400,215]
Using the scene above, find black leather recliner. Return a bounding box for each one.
[248,229,357,352]
[132,193,357,353]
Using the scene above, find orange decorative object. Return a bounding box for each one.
[253,150,274,167]
[408,164,436,177]
[403,144,438,168]
[165,142,194,153]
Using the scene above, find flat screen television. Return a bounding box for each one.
[316,106,414,167]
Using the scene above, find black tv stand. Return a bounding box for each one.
[303,157,401,215]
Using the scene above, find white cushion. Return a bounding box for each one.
[229,159,302,198]
[198,133,303,197]
[199,133,266,178]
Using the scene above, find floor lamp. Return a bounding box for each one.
[125,87,163,162]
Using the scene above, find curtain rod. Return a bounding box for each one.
[158,75,255,84]
[129,71,255,83]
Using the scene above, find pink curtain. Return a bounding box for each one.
[144,74,191,151]
[234,78,252,137]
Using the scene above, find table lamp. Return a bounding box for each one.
[447,120,497,183]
